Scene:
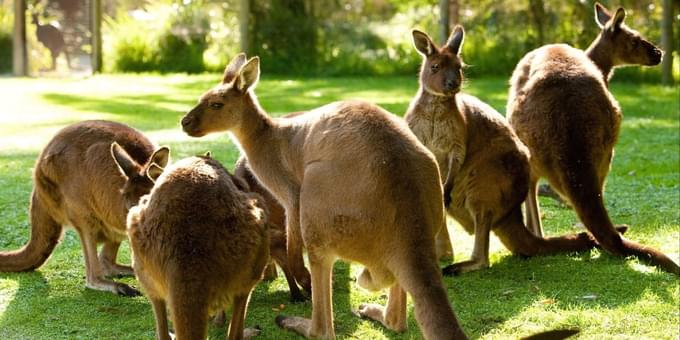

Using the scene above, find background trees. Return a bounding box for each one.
[0,0,676,83]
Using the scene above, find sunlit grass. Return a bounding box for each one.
[0,74,677,339]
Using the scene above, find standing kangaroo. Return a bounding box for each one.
[127,155,269,340]
[507,3,679,275]
[32,13,70,71]
[181,54,468,339]
[0,120,169,295]
[234,156,311,302]
[405,27,602,275]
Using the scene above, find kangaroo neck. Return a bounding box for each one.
[415,88,460,118]
[585,36,614,86]
[231,97,277,158]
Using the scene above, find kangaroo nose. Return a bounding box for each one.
[181,115,193,128]
[445,80,458,91]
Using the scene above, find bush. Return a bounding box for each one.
[104,3,207,73]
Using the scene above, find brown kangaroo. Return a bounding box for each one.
[405,27,603,275]
[181,54,468,339]
[127,155,269,340]
[0,120,169,295]
[234,156,311,302]
[32,13,70,71]
[507,2,679,275]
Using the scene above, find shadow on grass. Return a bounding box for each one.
[0,270,154,339]
[447,251,677,338]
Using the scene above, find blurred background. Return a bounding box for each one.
[0,0,677,83]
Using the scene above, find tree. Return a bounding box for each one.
[661,0,675,85]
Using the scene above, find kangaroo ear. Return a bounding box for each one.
[146,163,164,183]
[204,151,212,158]
[446,25,465,55]
[223,53,247,84]
[235,57,260,92]
[611,7,626,30]
[150,146,170,169]
[111,142,139,179]
[412,30,436,57]
[594,2,612,29]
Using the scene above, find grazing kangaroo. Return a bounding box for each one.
[405,27,603,275]
[507,3,679,275]
[181,54,469,339]
[234,156,311,302]
[32,13,70,71]
[0,120,169,295]
[127,155,269,340]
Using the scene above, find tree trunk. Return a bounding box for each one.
[239,0,250,54]
[13,0,27,76]
[91,0,102,73]
[439,0,450,44]
[661,0,674,85]
[449,0,460,29]
[529,0,546,46]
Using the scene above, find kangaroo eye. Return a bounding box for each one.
[210,102,224,109]
[430,64,439,73]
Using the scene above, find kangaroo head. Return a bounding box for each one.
[110,142,170,209]
[412,26,465,97]
[181,53,260,137]
[593,2,662,67]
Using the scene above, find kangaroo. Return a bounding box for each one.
[181,54,468,339]
[405,27,605,275]
[507,2,679,275]
[127,155,269,340]
[32,13,70,71]
[234,156,311,302]
[0,120,169,295]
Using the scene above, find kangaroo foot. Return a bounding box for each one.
[442,259,489,276]
[244,325,262,339]
[101,263,135,278]
[86,277,141,297]
[275,315,311,337]
[355,303,406,332]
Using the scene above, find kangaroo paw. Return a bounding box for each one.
[115,282,142,297]
[442,260,488,276]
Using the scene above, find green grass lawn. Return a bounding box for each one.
[0,73,677,339]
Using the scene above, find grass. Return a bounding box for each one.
[0,73,678,339]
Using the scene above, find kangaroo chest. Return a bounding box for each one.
[406,108,463,167]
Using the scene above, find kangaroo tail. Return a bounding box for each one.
[0,191,62,272]
[494,207,598,256]
[564,167,680,276]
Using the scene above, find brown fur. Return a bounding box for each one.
[0,120,168,295]
[181,54,467,339]
[234,155,311,302]
[406,27,602,275]
[507,3,679,275]
[127,155,269,340]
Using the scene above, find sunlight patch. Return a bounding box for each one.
[0,279,19,315]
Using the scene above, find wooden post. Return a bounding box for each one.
[239,0,250,54]
[91,0,102,73]
[439,0,450,44]
[13,0,27,76]
[661,0,674,85]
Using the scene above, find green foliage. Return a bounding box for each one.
[104,2,208,73]
[0,5,12,73]
[0,74,678,339]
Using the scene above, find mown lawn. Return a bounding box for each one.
[0,73,677,339]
